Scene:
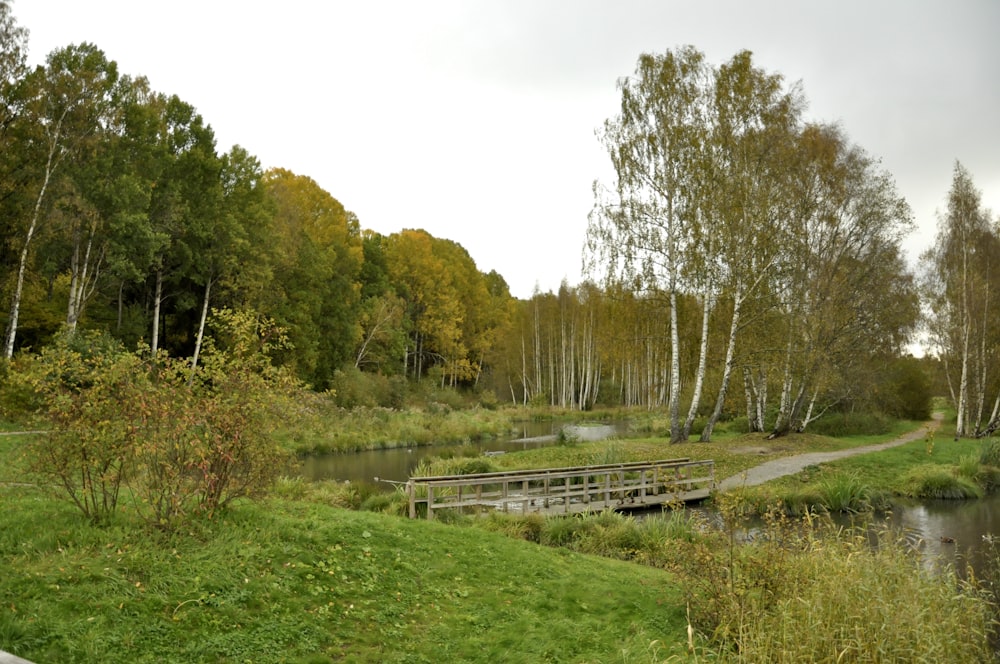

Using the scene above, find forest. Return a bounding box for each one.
[2,3,998,442]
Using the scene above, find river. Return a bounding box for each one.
[296,421,629,486]
[297,424,1000,576]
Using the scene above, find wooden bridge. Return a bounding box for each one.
[406,458,715,520]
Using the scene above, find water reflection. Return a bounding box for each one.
[887,497,1000,576]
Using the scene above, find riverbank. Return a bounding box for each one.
[1,419,996,662]
[718,413,942,490]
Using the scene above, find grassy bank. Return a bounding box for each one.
[272,398,516,454]
[4,418,999,662]
[731,420,1000,515]
[407,417,929,487]
[0,483,685,663]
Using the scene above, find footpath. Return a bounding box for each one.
[718,414,942,492]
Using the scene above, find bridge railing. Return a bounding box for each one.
[406,458,715,519]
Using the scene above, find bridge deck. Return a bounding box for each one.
[406,458,714,519]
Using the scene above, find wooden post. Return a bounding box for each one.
[426,485,435,520]
[408,480,416,519]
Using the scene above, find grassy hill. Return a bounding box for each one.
[0,482,688,663]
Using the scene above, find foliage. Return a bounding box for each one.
[668,507,994,662]
[875,355,933,420]
[328,366,406,409]
[815,472,875,513]
[11,310,297,529]
[897,465,983,500]
[806,411,894,437]
[979,438,1000,467]
[11,331,141,522]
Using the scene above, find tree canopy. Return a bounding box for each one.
[0,8,987,437]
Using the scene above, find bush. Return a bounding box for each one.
[897,465,983,500]
[11,333,141,523]
[808,411,892,437]
[980,438,1000,467]
[12,310,298,529]
[817,473,873,513]
[329,367,406,409]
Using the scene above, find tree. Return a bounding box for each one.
[262,168,362,389]
[697,51,802,441]
[922,163,1000,437]
[4,43,119,357]
[769,124,915,437]
[587,46,711,441]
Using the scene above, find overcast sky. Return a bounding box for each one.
[12,0,1000,299]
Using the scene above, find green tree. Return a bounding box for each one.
[587,46,711,440]
[262,168,362,389]
[4,43,119,358]
[770,124,916,436]
[0,0,29,296]
[921,163,1000,437]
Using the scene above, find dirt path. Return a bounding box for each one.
[718,414,942,491]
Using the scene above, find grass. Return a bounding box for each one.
[4,409,998,662]
[272,398,516,454]
[0,486,686,663]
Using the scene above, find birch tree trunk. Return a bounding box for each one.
[188,276,213,385]
[66,214,103,334]
[701,291,743,441]
[151,269,163,356]
[4,117,64,359]
[682,293,712,440]
[668,289,682,441]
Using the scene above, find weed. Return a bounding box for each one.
[898,465,983,500]
[817,472,872,513]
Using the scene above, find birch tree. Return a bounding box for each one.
[4,43,118,357]
[769,124,915,436]
[922,163,999,438]
[698,50,802,441]
[587,46,710,441]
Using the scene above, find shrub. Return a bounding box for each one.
[897,466,983,500]
[817,473,872,513]
[808,411,892,436]
[12,333,141,523]
[980,438,1000,467]
[480,512,544,542]
[13,310,298,529]
[669,511,994,662]
[957,452,981,479]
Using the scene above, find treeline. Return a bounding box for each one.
[1,5,996,440]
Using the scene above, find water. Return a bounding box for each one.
[296,421,629,486]
[684,495,1000,579]
[883,495,1000,576]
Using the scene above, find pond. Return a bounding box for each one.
[296,421,630,486]
[688,494,1000,580]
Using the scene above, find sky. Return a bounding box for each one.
[11,0,1000,300]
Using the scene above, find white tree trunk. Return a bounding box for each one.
[151,269,163,355]
[683,293,712,440]
[668,289,682,441]
[66,215,102,334]
[4,117,65,358]
[187,277,213,385]
[701,291,743,441]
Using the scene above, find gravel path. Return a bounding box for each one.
[718,414,942,491]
